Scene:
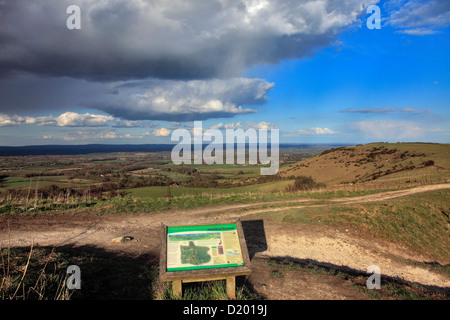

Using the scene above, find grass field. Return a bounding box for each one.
[1,176,96,189]
[127,180,295,199]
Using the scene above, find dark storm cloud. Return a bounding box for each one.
[0,0,376,81]
[0,75,272,122]
[0,73,108,114]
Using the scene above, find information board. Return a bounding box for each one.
[166,223,245,271]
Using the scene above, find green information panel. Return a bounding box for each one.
[166,223,245,271]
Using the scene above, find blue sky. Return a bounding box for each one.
[240,15,450,144]
[0,0,449,145]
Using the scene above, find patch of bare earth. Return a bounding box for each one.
[247,257,368,300]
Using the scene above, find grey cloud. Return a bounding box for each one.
[0,73,108,114]
[92,78,272,121]
[111,120,158,128]
[0,0,376,81]
[349,120,423,140]
[0,73,273,121]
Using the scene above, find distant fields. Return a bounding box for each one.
[1,176,96,189]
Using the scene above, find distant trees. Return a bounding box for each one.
[166,167,197,175]
[0,182,126,202]
[117,175,168,189]
[184,172,221,188]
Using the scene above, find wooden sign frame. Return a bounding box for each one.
[159,219,252,299]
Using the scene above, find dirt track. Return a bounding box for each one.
[1,183,449,299]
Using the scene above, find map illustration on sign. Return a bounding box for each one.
[181,241,212,265]
[166,224,244,271]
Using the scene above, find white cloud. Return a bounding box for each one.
[210,121,278,131]
[111,120,157,128]
[0,114,25,127]
[98,132,118,139]
[296,127,338,135]
[396,28,438,36]
[224,122,244,130]
[350,120,423,139]
[0,112,157,128]
[98,78,273,121]
[153,128,171,137]
[55,112,114,127]
[386,0,450,35]
[61,130,152,141]
[209,123,224,130]
[0,112,114,127]
[340,107,430,114]
[245,121,279,130]
[0,114,46,127]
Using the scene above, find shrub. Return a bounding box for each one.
[423,160,434,167]
[286,175,326,192]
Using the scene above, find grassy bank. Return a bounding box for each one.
[253,189,450,262]
[0,182,398,216]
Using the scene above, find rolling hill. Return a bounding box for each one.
[279,143,450,186]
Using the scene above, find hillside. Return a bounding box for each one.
[279,143,450,186]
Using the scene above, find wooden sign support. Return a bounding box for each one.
[159,219,252,299]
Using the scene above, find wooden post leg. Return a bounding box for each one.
[172,280,182,299]
[226,276,236,300]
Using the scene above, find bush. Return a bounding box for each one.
[286,176,326,192]
[423,160,434,167]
